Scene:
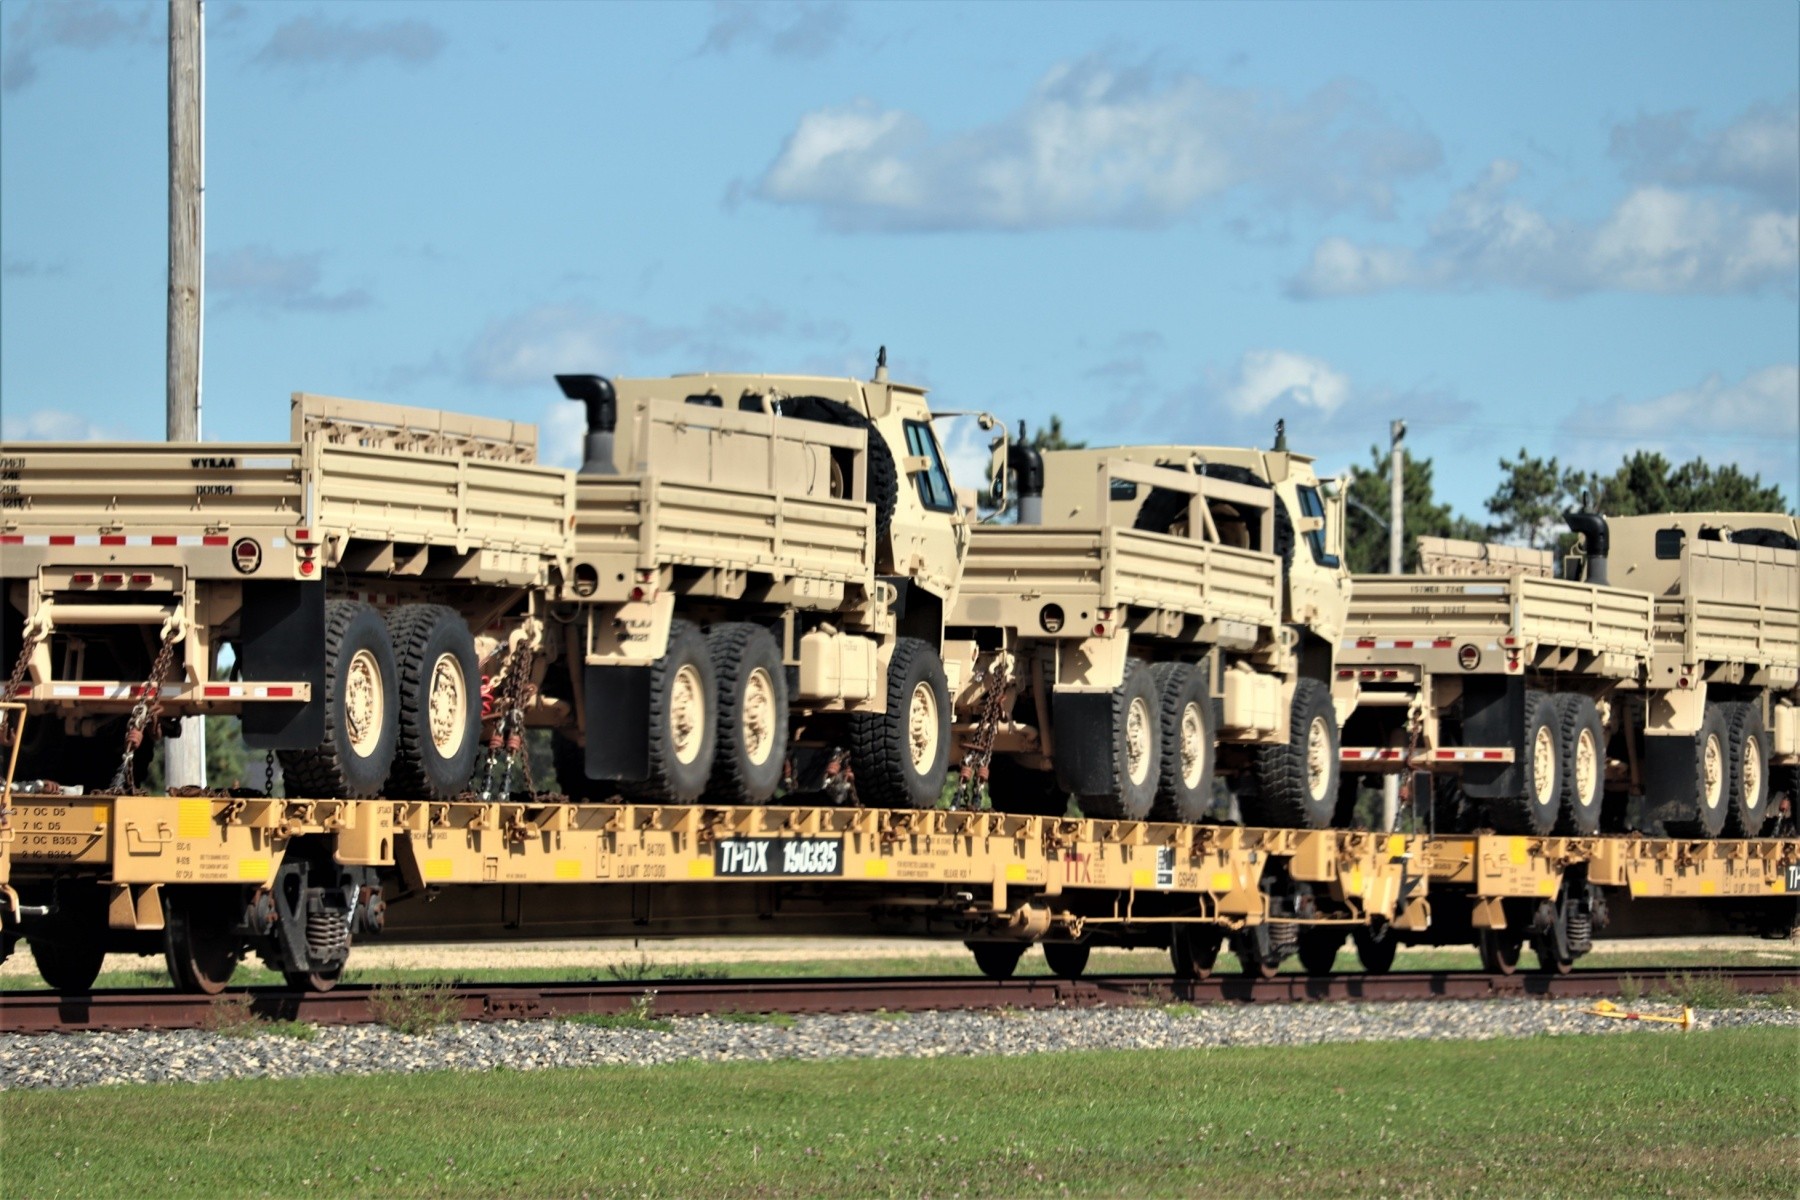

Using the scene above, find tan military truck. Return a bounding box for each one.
[944,434,1356,828]
[1338,511,1797,840]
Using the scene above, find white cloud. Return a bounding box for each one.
[252,15,445,70]
[755,61,1439,231]
[1,0,155,93]
[1611,100,1799,210]
[699,1,847,60]
[0,409,125,440]
[1218,349,1350,417]
[1289,160,1798,298]
[209,245,371,313]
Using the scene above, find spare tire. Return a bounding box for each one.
[1133,463,1294,572]
[776,396,899,543]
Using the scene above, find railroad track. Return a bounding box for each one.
[3,967,1795,1035]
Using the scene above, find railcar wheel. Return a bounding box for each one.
[848,638,950,809]
[284,966,343,993]
[1233,924,1293,980]
[1170,925,1224,980]
[1148,662,1215,823]
[967,941,1027,981]
[705,624,789,804]
[1531,941,1575,975]
[385,605,482,800]
[1723,703,1770,836]
[163,888,243,995]
[1476,929,1524,976]
[1242,678,1338,829]
[26,882,107,993]
[1296,927,1344,975]
[1352,924,1399,974]
[1554,694,1605,836]
[1042,941,1091,981]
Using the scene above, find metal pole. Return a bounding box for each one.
[1383,418,1406,830]
[165,0,206,789]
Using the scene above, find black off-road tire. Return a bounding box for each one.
[278,601,399,799]
[1072,660,1161,821]
[777,396,899,544]
[1042,941,1091,980]
[704,623,789,804]
[384,605,481,800]
[985,753,1070,816]
[967,941,1027,980]
[1723,702,1770,836]
[1297,927,1344,975]
[1242,677,1339,830]
[1682,703,1732,838]
[621,620,718,803]
[848,638,950,809]
[551,731,610,801]
[1554,693,1605,836]
[1148,661,1215,823]
[1484,689,1560,835]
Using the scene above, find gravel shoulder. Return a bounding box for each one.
[5,998,1795,1092]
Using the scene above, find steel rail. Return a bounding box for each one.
[2,967,1795,1035]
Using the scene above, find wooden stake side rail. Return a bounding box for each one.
[7,797,1797,921]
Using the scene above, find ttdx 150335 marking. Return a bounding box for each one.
[714,837,844,878]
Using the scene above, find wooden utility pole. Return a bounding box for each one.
[1383,418,1405,830]
[166,0,206,787]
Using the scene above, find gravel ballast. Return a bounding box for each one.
[4,999,1795,1091]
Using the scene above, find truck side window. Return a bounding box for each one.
[1296,485,1339,568]
[902,420,957,513]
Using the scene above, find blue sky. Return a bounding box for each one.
[2,0,1795,521]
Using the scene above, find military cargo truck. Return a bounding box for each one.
[945,435,1356,829]
[1339,511,1798,840]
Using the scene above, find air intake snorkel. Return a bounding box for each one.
[555,374,618,476]
[1009,420,1045,526]
[1564,507,1610,586]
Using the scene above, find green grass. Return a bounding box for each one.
[11,943,1796,993]
[3,1028,1795,1197]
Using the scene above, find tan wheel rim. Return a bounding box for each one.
[1573,726,1598,808]
[1742,733,1762,813]
[1179,701,1207,790]
[1125,694,1152,787]
[1532,724,1556,806]
[908,679,940,773]
[1701,731,1724,811]
[670,663,706,766]
[1306,715,1332,801]
[344,648,384,758]
[742,666,777,767]
[427,652,467,758]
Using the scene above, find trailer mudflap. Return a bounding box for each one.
[1050,690,1115,796]
[238,582,326,750]
[585,665,651,781]
[1642,734,1699,828]
[1458,675,1524,799]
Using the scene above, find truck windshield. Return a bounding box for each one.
[1297,485,1338,567]
[903,420,957,512]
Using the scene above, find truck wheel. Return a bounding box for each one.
[849,638,950,808]
[967,940,1027,980]
[1148,662,1215,823]
[705,623,788,804]
[623,620,717,803]
[777,395,899,543]
[1485,690,1559,836]
[1723,703,1769,836]
[384,605,481,800]
[1683,703,1732,838]
[1072,660,1161,821]
[1554,694,1604,836]
[1242,677,1338,829]
[278,600,398,799]
[1042,940,1091,980]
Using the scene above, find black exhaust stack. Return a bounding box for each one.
[1009,420,1045,526]
[556,374,618,476]
[1564,508,1609,586]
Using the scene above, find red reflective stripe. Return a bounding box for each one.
[267,686,295,698]
[78,685,105,697]
[0,535,20,544]
[101,535,126,545]
[152,535,178,546]
[1434,639,1453,648]
[203,685,232,697]
[203,535,229,546]
[1484,750,1505,760]
[1355,638,1376,648]
[50,535,75,545]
